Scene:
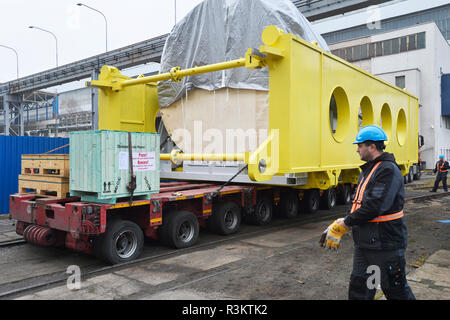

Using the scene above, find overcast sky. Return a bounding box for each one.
[0,0,203,83]
[0,0,448,84]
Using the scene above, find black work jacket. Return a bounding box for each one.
[344,153,408,250]
[433,160,449,175]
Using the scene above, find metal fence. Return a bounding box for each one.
[0,136,69,215]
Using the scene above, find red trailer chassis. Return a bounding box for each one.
[9,181,282,261]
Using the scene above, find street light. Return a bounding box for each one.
[77,3,108,52]
[0,44,19,79]
[29,26,59,67]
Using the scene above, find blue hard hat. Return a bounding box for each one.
[439,155,445,158]
[353,125,388,144]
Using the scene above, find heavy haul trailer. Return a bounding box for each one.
[9,26,419,264]
[10,181,310,264]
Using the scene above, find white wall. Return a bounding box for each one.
[370,23,450,168]
[328,22,450,168]
[434,24,450,164]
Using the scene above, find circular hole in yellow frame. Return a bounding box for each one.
[380,103,392,144]
[329,87,350,143]
[358,96,374,130]
[397,108,407,146]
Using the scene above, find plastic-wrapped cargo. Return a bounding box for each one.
[159,0,329,154]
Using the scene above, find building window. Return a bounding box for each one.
[369,43,375,57]
[360,44,368,60]
[346,47,353,61]
[443,116,450,130]
[395,76,406,89]
[392,38,400,54]
[383,39,392,55]
[400,37,407,52]
[331,31,426,63]
[408,35,416,50]
[376,41,382,56]
[353,45,361,60]
[417,32,426,49]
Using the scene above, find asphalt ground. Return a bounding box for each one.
[0,175,448,303]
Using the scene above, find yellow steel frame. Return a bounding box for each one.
[87,26,419,187]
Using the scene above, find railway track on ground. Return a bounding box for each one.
[0,239,26,248]
[0,192,448,299]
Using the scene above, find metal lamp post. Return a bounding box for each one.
[29,26,59,68]
[0,44,19,79]
[77,3,108,52]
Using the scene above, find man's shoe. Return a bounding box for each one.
[430,190,437,192]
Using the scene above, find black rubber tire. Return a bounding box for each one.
[93,219,144,265]
[206,202,241,235]
[278,191,300,219]
[247,196,273,225]
[320,188,337,210]
[159,210,199,249]
[302,189,320,214]
[408,168,413,183]
[337,184,352,205]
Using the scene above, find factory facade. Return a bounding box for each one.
[318,2,450,169]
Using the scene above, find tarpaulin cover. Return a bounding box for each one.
[158,0,329,108]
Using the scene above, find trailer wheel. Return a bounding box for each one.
[248,196,273,225]
[207,202,241,235]
[94,219,144,265]
[407,168,413,183]
[278,191,299,218]
[159,210,199,249]
[338,184,352,205]
[320,188,337,210]
[302,189,320,214]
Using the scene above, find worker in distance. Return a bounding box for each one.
[430,154,448,193]
[319,125,416,300]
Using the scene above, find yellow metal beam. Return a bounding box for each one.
[88,58,248,91]
[86,25,420,186]
[161,149,245,165]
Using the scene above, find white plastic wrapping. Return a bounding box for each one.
[158,0,329,108]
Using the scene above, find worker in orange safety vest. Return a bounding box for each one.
[430,155,448,192]
[319,125,415,300]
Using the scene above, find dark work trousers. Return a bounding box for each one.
[349,247,416,300]
[432,173,448,192]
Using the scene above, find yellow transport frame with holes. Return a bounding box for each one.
[87,25,419,189]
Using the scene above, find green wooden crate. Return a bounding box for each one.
[69,130,160,204]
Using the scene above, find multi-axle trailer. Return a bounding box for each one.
[9,180,353,264]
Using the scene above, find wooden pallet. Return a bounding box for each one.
[18,174,70,199]
[21,154,69,178]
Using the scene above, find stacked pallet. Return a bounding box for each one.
[18,154,70,199]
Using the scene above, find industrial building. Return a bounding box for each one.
[315,1,450,169]
[327,22,450,169]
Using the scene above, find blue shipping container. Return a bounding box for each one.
[0,136,69,215]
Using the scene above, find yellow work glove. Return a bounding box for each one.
[319,221,348,250]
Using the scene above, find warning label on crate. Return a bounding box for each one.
[119,152,156,172]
